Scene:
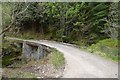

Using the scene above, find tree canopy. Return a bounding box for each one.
[2,2,119,45]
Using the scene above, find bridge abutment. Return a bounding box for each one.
[22,41,51,60]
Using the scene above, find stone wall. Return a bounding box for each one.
[22,41,51,60]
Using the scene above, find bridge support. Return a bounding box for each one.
[22,41,51,60]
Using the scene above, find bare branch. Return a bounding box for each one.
[0,24,12,35]
[1,3,31,36]
[17,3,30,16]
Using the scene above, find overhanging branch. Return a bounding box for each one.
[0,24,12,35]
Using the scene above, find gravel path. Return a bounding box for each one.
[5,37,118,78]
[37,40,118,78]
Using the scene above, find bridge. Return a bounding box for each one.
[5,37,52,60]
[22,40,51,60]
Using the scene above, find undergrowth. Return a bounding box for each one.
[50,48,65,68]
[87,39,120,61]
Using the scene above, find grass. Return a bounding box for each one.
[8,72,37,78]
[87,39,120,61]
[106,55,120,61]
[89,51,120,61]
[50,48,65,68]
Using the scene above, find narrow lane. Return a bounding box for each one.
[34,40,118,78]
[5,37,118,78]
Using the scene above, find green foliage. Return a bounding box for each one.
[2,2,12,28]
[87,39,120,61]
[4,2,114,46]
[72,41,87,47]
[2,39,22,67]
[50,48,65,68]
[2,39,22,53]
[44,2,109,43]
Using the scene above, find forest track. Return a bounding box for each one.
[5,37,118,78]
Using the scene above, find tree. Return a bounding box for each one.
[104,2,119,39]
[45,2,110,44]
[1,2,30,35]
[72,2,109,43]
[2,2,113,45]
